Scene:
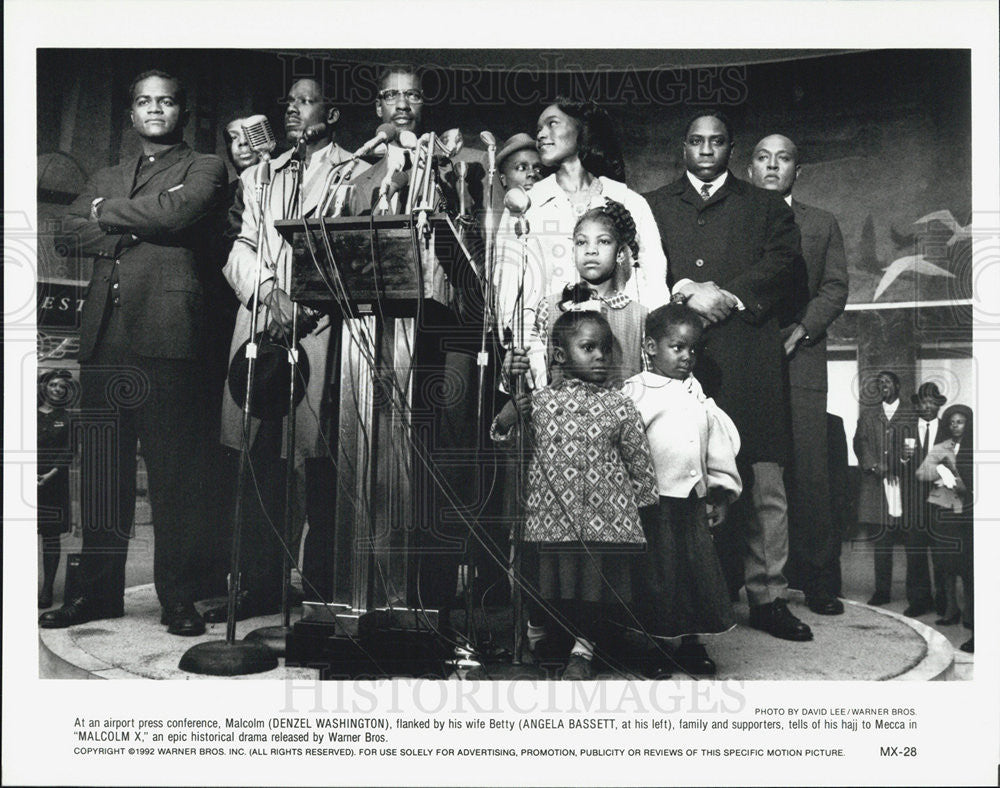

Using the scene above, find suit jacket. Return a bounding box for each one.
[644,172,800,464]
[853,403,912,524]
[62,143,227,362]
[785,200,849,392]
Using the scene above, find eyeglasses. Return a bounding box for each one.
[378,89,424,104]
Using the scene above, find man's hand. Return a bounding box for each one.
[680,281,734,324]
[261,287,317,341]
[502,347,530,378]
[706,501,728,528]
[783,323,807,356]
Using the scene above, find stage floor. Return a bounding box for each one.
[38,584,957,681]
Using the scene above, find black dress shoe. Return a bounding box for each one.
[867,593,890,606]
[39,597,123,629]
[935,612,962,626]
[959,636,974,653]
[748,599,813,641]
[164,602,206,636]
[202,592,279,624]
[903,601,934,618]
[672,640,717,676]
[806,596,845,616]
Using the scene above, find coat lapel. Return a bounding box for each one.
[130,143,190,196]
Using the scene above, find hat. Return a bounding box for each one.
[911,381,947,407]
[228,333,310,421]
[495,133,537,170]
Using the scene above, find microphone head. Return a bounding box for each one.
[242,115,276,156]
[375,122,398,144]
[438,128,464,158]
[300,122,328,143]
[479,130,496,148]
[397,130,418,150]
[504,186,531,216]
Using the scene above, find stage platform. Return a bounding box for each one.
[38,584,959,681]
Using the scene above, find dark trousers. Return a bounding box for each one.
[78,306,210,611]
[902,478,935,607]
[786,386,841,598]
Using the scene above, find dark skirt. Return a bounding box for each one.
[37,470,71,537]
[929,505,973,576]
[632,494,736,637]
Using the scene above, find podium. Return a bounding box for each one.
[275,214,481,675]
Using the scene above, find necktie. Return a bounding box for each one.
[922,422,929,460]
[700,182,712,200]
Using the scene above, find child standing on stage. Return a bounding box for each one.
[521,200,648,389]
[493,310,658,679]
[623,303,742,676]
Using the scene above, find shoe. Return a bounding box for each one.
[202,592,279,624]
[935,612,961,626]
[39,597,123,629]
[959,636,974,654]
[867,593,890,606]
[164,602,206,636]
[672,640,717,676]
[903,600,934,618]
[38,587,54,609]
[806,595,845,616]
[562,654,594,680]
[748,599,813,641]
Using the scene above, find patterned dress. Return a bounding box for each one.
[521,379,658,544]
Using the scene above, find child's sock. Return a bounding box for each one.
[526,621,548,651]
[570,638,594,661]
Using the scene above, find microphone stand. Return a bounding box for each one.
[509,213,529,666]
[246,156,306,657]
[181,155,279,675]
[476,147,496,428]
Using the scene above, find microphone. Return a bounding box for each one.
[480,130,497,174]
[437,128,464,158]
[504,186,531,238]
[293,122,328,160]
[242,115,277,159]
[374,168,410,213]
[454,161,469,217]
[352,122,398,160]
[503,186,531,216]
[398,130,418,150]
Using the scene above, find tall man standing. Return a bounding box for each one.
[747,134,849,615]
[209,78,367,619]
[41,70,227,635]
[644,110,812,641]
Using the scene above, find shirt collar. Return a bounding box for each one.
[686,170,728,196]
[784,194,793,207]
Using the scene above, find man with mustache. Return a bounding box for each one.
[41,70,227,635]
[208,78,367,620]
[645,110,811,643]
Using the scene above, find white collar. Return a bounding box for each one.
[686,170,728,195]
[784,194,793,207]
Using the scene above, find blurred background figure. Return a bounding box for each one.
[37,369,75,609]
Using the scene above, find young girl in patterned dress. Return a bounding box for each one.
[493,310,658,679]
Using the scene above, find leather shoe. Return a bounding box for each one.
[164,602,205,636]
[959,636,974,654]
[748,599,813,641]
[39,597,123,629]
[935,612,962,626]
[202,592,279,624]
[867,593,890,606]
[672,640,716,676]
[902,600,933,618]
[806,595,845,616]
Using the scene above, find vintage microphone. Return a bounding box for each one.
[475,131,498,428]
[502,184,531,665]
[181,115,281,675]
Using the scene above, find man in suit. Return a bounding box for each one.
[644,110,812,642]
[747,133,849,615]
[854,371,910,607]
[208,78,367,619]
[40,70,227,635]
[900,381,948,617]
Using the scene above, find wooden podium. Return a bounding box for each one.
[275,214,480,673]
